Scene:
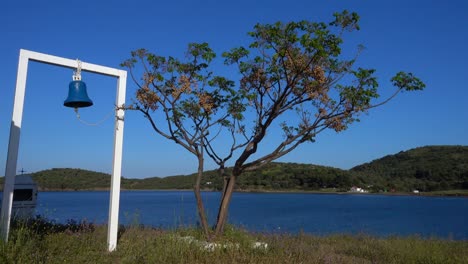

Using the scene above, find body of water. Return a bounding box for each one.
[33,191,468,240]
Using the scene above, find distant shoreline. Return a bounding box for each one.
[29,188,468,197]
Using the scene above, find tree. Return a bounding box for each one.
[122,10,425,238]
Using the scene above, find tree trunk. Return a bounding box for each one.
[194,156,211,240]
[221,176,228,198]
[218,165,228,198]
[214,173,237,236]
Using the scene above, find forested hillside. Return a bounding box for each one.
[0,146,466,192]
[0,168,194,191]
[351,145,468,191]
[32,168,111,191]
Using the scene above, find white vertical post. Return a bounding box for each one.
[0,51,29,241]
[107,71,126,252]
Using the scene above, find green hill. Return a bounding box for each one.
[235,162,355,191]
[0,145,467,192]
[0,169,195,191]
[32,168,111,191]
[351,145,468,191]
[125,174,194,190]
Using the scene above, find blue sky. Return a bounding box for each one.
[1,0,467,179]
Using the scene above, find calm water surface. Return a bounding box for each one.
[35,191,468,240]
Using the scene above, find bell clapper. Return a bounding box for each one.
[74,107,80,119]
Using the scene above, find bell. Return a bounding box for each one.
[64,80,93,108]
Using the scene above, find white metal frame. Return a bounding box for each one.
[0,49,127,252]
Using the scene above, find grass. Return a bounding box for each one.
[0,218,467,263]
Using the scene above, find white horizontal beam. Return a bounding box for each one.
[21,49,125,78]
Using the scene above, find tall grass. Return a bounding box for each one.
[0,217,467,263]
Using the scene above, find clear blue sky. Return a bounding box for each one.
[1,0,467,179]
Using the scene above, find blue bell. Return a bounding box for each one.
[64,80,93,108]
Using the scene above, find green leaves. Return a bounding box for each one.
[188,42,216,62]
[391,72,426,91]
[208,76,235,91]
[353,68,379,91]
[330,10,360,31]
[222,47,249,65]
[337,68,380,114]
